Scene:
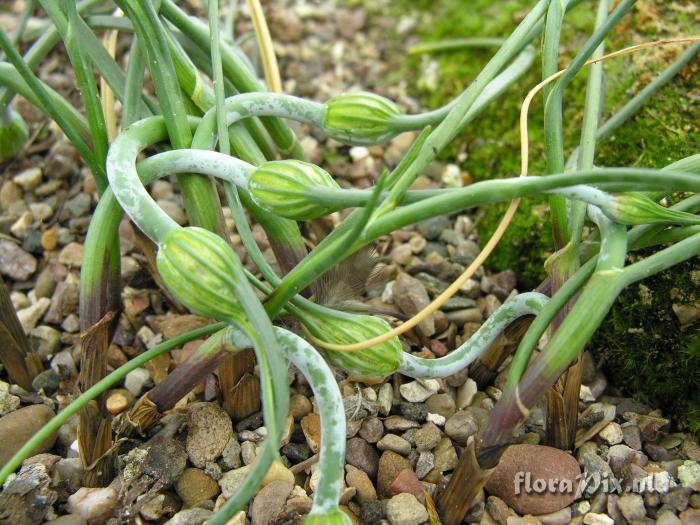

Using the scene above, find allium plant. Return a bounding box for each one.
[0,1,698,524]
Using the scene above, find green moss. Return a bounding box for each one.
[359,0,700,425]
[592,260,700,430]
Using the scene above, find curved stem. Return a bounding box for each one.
[399,292,548,378]
[106,117,183,242]
[276,329,346,515]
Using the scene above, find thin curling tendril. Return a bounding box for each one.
[247,0,282,93]
[304,35,700,353]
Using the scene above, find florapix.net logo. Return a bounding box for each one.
[513,469,674,497]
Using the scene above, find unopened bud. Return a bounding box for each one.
[323,92,403,145]
[249,160,341,220]
[300,308,403,379]
[304,509,352,525]
[603,192,700,226]
[156,227,244,320]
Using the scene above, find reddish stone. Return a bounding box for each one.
[386,468,424,498]
[485,444,581,516]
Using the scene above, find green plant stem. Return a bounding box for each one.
[263,0,564,316]
[159,0,305,158]
[0,62,88,137]
[506,189,700,392]
[496,230,700,443]
[0,322,226,487]
[277,329,346,517]
[190,93,316,273]
[389,45,536,132]
[0,28,96,173]
[38,0,157,115]
[122,37,148,125]
[63,0,109,193]
[480,205,628,454]
[117,0,226,235]
[399,292,548,378]
[543,0,636,246]
[569,0,609,250]
[0,0,104,114]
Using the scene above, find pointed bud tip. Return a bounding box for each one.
[606,192,700,226]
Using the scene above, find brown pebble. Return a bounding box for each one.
[175,467,220,507]
[106,393,128,415]
[41,226,59,251]
[485,444,581,516]
[0,404,57,465]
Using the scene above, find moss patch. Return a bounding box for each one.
[593,260,700,431]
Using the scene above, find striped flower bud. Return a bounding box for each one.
[0,110,28,160]
[602,193,700,226]
[323,92,403,145]
[304,510,352,525]
[248,160,341,220]
[300,309,403,379]
[156,227,243,321]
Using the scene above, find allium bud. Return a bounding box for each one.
[0,109,29,160]
[304,509,352,525]
[156,227,243,320]
[602,192,700,226]
[323,92,403,145]
[248,160,341,220]
[300,309,403,379]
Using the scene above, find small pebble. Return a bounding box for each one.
[598,422,623,445]
[186,402,233,468]
[124,367,150,395]
[385,492,429,525]
[66,486,118,523]
[377,434,412,456]
[13,167,42,191]
[106,392,128,415]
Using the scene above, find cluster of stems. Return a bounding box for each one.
[0,1,698,524]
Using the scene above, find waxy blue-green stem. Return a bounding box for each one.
[399,292,548,378]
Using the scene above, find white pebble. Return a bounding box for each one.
[13,167,42,191]
[426,412,446,427]
[598,422,623,445]
[400,379,440,403]
[349,146,369,161]
[124,367,151,395]
[66,486,118,522]
[583,513,614,525]
[17,297,51,332]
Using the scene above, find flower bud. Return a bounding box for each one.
[248,160,341,220]
[0,110,28,161]
[156,227,243,320]
[304,509,352,525]
[299,308,403,379]
[323,92,403,145]
[602,192,700,226]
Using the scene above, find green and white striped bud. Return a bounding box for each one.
[0,109,28,160]
[323,92,403,145]
[156,226,244,321]
[248,160,341,220]
[602,192,700,226]
[300,309,403,379]
[304,509,352,525]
